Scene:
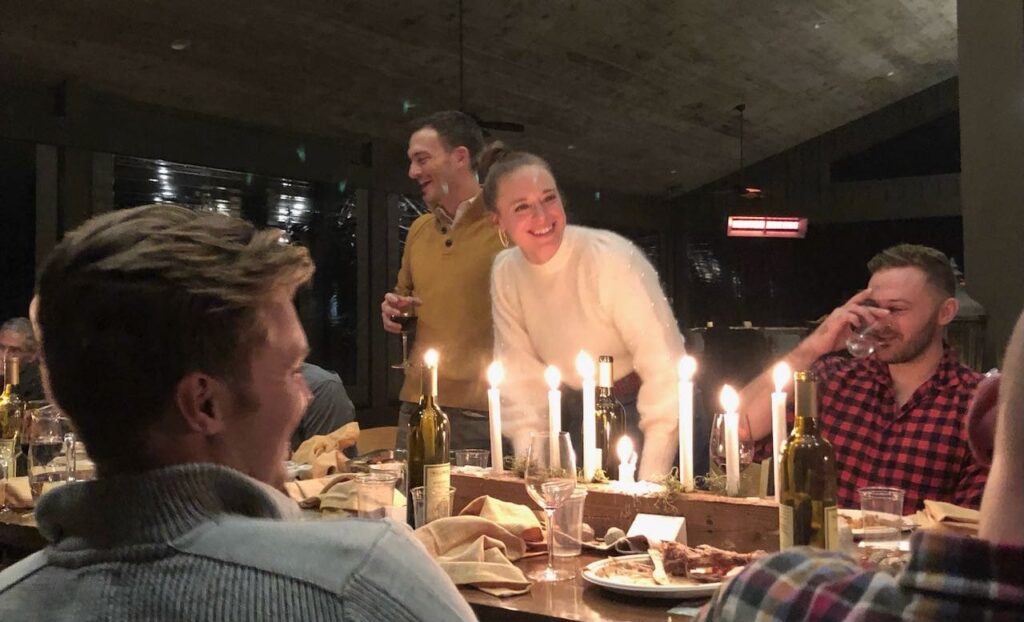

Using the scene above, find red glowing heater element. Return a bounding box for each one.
[727,216,808,238]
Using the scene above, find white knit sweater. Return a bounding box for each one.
[490,225,686,480]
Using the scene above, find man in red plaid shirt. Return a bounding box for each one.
[742,244,986,514]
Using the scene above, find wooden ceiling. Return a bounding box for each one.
[0,0,957,196]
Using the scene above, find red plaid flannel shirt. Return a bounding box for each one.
[761,348,986,513]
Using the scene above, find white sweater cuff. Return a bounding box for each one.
[638,428,677,482]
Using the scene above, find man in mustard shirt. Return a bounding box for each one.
[381,111,505,451]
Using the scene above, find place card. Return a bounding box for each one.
[626,513,687,545]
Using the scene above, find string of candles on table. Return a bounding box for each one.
[484,353,752,497]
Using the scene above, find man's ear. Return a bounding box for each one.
[937,296,959,327]
[452,145,471,170]
[174,372,230,435]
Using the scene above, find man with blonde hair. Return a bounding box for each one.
[0,204,475,621]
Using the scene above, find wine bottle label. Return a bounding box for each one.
[824,505,839,551]
[778,504,794,549]
[423,462,451,523]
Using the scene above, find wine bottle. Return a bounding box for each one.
[594,355,627,480]
[406,349,451,525]
[0,356,25,441]
[778,371,838,550]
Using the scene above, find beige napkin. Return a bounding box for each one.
[459,495,544,545]
[292,422,360,478]
[915,500,980,535]
[415,515,531,597]
[284,473,405,514]
[1,477,33,509]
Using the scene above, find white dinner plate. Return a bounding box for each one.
[581,554,722,599]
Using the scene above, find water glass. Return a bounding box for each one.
[28,406,69,500]
[453,449,490,468]
[552,488,588,557]
[524,432,577,582]
[410,485,456,528]
[369,461,407,520]
[355,472,398,519]
[858,486,904,544]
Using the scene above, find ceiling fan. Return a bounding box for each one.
[456,0,524,134]
[711,103,767,200]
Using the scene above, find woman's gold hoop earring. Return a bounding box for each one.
[498,229,511,248]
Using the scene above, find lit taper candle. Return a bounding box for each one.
[576,352,597,481]
[678,356,697,491]
[487,361,505,474]
[771,362,791,502]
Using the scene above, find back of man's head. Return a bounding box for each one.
[411,110,485,171]
[867,244,956,298]
[34,204,314,473]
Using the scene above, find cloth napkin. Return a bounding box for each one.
[292,422,360,478]
[414,515,531,597]
[459,495,544,545]
[283,473,405,513]
[915,500,980,535]
[1,477,33,509]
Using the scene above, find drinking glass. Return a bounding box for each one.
[28,405,68,500]
[846,322,883,359]
[524,432,577,582]
[390,306,419,370]
[0,437,15,513]
[709,412,754,481]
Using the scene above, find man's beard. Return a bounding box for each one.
[878,311,941,364]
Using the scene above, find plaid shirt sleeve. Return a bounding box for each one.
[696,531,1024,621]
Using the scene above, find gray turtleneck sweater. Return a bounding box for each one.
[0,463,477,621]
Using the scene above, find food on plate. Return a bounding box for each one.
[856,546,910,575]
[661,542,767,582]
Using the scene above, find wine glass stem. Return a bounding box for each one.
[401,333,409,366]
[545,507,557,571]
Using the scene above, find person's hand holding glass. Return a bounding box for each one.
[805,289,891,359]
[524,432,577,582]
[381,292,421,369]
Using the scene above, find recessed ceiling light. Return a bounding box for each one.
[567,144,576,150]
[170,39,191,51]
[670,169,677,175]
[813,22,822,30]
[886,71,896,77]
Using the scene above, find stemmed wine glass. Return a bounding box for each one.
[390,305,419,370]
[524,432,577,582]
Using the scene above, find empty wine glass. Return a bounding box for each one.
[524,432,577,582]
[390,305,419,370]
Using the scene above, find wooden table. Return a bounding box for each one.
[462,552,703,622]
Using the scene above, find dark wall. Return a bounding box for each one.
[0,138,36,321]
[678,216,964,328]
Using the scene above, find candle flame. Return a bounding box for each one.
[575,351,595,379]
[678,355,697,381]
[616,436,634,464]
[544,365,561,390]
[486,361,504,388]
[719,384,739,413]
[772,361,791,393]
[423,348,439,367]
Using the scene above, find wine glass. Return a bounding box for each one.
[524,432,577,582]
[390,305,419,370]
[709,412,754,482]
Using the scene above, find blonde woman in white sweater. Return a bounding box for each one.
[480,144,686,481]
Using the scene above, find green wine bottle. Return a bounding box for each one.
[778,371,838,550]
[406,349,451,525]
[594,355,627,481]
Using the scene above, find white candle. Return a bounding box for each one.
[677,356,697,491]
[616,436,637,484]
[545,366,562,466]
[487,361,505,474]
[720,385,741,496]
[576,352,597,482]
[771,362,791,502]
